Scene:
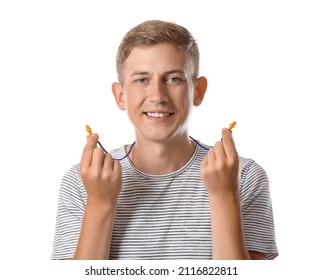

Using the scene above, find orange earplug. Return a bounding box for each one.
[228,121,237,131]
[83,124,133,157]
[85,125,92,136]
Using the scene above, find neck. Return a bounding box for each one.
[127,134,196,175]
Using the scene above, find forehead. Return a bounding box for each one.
[124,44,190,74]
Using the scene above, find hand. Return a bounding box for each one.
[200,128,240,196]
[80,133,122,207]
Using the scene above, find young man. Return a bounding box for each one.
[51,20,278,260]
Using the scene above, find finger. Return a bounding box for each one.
[91,147,105,170]
[80,133,99,168]
[206,147,216,166]
[221,128,238,158]
[102,152,115,171]
[213,140,226,160]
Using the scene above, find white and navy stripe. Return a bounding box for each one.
[51,143,278,260]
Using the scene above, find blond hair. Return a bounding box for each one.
[116,20,199,84]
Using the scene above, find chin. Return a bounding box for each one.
[140,128,186,143]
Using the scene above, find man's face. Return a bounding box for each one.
[116,43,197,143]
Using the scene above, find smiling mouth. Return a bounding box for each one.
[145,112,172,118]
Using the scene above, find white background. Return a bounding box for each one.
[1,0,322,278]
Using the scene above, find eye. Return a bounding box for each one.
[134,78,146,84]
[166,76,182,83]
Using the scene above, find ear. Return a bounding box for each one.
[112,82,126,111]
[193,76,207,106]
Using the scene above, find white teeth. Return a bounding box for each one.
[147,112,169,118]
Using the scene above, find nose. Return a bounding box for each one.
[148,79,168,104]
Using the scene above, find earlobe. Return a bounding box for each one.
[112,82,126,111]
[194,76,207,106]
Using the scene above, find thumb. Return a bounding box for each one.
[86,133,99,147]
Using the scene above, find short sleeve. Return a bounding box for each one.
[239,158,278,259]
[51,165,86,260]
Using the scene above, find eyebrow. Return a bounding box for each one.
[130,71,150,77]
[130,69,185,77]
[164,69,185,76]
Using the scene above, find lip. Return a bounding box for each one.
[144,110,172,114]
[143,111,174,121]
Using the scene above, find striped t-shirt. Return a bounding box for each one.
[51,143,278,260]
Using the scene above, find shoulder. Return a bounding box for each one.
[239,157,269,186]
[59,164,86,204]
[61,164,82,186]
[240,156,268,175]
[238,157,271,211]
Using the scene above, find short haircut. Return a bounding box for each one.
[116,20,200,84]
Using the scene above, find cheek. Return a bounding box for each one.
[123,88,132,107]
[124,90,142,113]
[179,91,195,119]
[174,98,192,123]
[179,89,194,109]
